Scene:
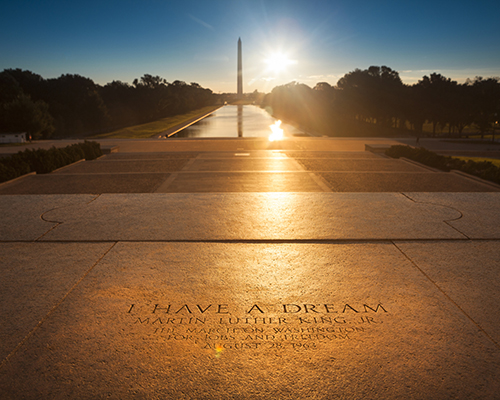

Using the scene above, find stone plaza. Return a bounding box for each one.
[1,136,499,399]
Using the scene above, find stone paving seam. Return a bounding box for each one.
[400,192,470,239]
[443,221,471,240]
[150,173,174,193]
[182,157,199,171]
[35,207,71,241]
[306,172,332,192]
[34,194,103,241]
[34,222,61,242]
[153,173,178,193]
[391,241,500,350]
[24,238,495,244]
[86,193,101,205]
[0,242,118,369]
[147,170,445,174]
[40,208,65,225]
[287,157,332,192]
[400,192,465,222]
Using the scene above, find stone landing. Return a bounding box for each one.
[1,139,499,399]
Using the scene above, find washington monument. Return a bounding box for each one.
[237,37,243,98]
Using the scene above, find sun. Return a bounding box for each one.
[264,52,296,74]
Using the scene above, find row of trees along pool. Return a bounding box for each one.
[261,66,500,138]
[0,69,216,139]
[1,66,499,139]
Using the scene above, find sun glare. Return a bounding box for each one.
[269,120,284,141]
[264,53,296,73]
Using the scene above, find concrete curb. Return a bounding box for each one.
[364,144,391,153]
[0,171,36,187]
[451,169,500,190]
[102,146,119,154]
[158,107,222,138]
[52,158,86,173]
[400,157,441,172]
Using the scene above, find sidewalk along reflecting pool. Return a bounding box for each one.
[173,105,308,138]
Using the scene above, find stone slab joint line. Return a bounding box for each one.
[399,192,470,239]
[391,241,500,350]
[40,194,101,223]
[35,194,102,241]
[154,155,198,192]
[400,192,465,222]
[36,210,66,242]
[288,157,332,192]
[182,157,198,171]
[154,157,197,191]
[34,222,61,242]
[442,221,471,240]
[86,193,102,205]
[0,242,118,370]
[401,193,464,222]
[153,173,178,192]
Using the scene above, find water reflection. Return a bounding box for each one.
[269,120,284,141]
[173,105,306,138]
[237,105,243,138]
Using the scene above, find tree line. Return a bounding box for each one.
[262,66,500,137]
[2,66,499,139]
[0,69,216,139]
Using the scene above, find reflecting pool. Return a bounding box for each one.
[173,105,307,138]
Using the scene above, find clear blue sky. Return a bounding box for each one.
[1,0,499,93]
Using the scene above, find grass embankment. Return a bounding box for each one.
[92,105,220,139]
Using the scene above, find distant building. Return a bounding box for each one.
[0,132,26,143]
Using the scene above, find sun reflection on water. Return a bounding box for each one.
[269,120,284,141]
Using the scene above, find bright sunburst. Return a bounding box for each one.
[264,53,297,74]
[269,120,284,141]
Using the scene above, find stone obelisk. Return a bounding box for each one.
[237,37,243,99]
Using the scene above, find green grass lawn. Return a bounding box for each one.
[453,156,500,167]
[91,106,220,139]
[465,134,498,141]
[0,142,27,147]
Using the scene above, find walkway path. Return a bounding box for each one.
[1,138,497,194]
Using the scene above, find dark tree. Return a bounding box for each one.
[415,73,457,136]
[0,93,54,138]
[336,66,404,128]
[0,71,23,102]
[469,77,500,137]
[3,69,45,101]
[44,74,109,136]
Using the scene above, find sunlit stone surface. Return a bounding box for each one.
[1,242,499,398]
[1,136,499,398]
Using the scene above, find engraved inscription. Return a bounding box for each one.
[126,302,388,351]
